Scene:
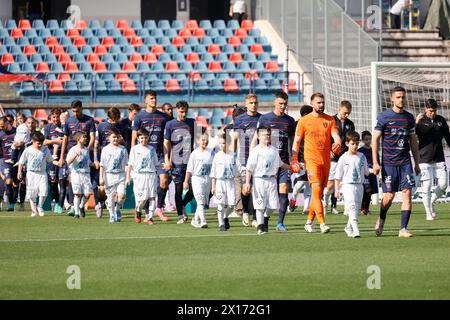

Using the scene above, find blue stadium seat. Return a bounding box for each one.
[32,19,45,30]
[157,53,171,63]
[179,79,189,90]
[0,46,6,55]
[236,45,249,54]
[209,116,222,128]
[52,28,65,38]
[194,61,207,71]
[16,37,30,47]
[213,20,226,30]
[187,108,195,118]
[206,28,220,38]
[0,29,8,38]
[65,45,79,55]
[171,20,184,31]
[25,29,38,38]
[122,45,136,55]
[239,79,251,91]
[95,79,107,92]
[200,36,213,46]
[100,73,115,82]
[261,72,274,81]
[114,36,128,46]
[7,63,21,73]
[64,80,79,92]
[171,52,185,62]
[2,37,15,46]
[243,52,257,63]
[185,37,199,46]
[151,62,164,72]
[78,62,93,73]
[197,108,210,118]
[164,29,177,39]
[224,115,233,125]
[18,82,35,94]
[15,53,28,64]
[107,62,121,72]
[200,52,214,63]
[79,80,92,92]
[215,72,229,80]
[94,108,107,118]
[157,37,170,46]
[257,52,271,62]
[100,53,114,63]
[209,79,223,91]
[144,74,158,82]
[107,80,122,92]
[157,20,171,30]
[213,37,227,46]
[81,28,94,38]
[94,28,108,38]
[80,45,93,55]
[21,62,35,73]
[8,45,23,56]
[60,20,72,30]
[254,79,267,90]
[164,44,178,54]
[136,62,150,72]
[59,36,72,47]
[72,53,86,64]
[103,20,115,30]
[31,37,44,46]
[144,37,156,46]
[45,74,57,81]
[46,20,59,30]
[108,29,122,38]
[180,45,192,55]
[220,29,233,38]
[201,73,215,81]
[194,79,209,91]
[214,53,228,63]
[237,61,251,71]
[174,74,187,82]
[137,45,150,55]
[129,73,140,82]
[131,20,143,30]
[43,53,57,63]
[242,37,255,46]
[72,73,86,82]
[231,72,244,81]
[150,79,165,91]
[89,20,101,29]
[116,53,128,63]
[38,29,52,38]
[137,29,150,38]
[199,20,212,31]
[212,108,224,118]
[251,61,265,72]
[221,44,235,54]
[226,20,240,30]
[222,61,236,72]
[30,53,43,64]
[179,61,193,72]
[193,44,206,54]
[144,20,157,30]
[51,62,64,72]
[249,29,261,37]
[5,20,17,30]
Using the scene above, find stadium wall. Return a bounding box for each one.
[0,0,12,21]
[71,0,140,22]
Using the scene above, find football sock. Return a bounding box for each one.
[217,204,225,226]
[401,210,411,229]
[73,196,81,216]
[380,206,388,220]
[156,186,168,210]
[242,193,250,214]
[197,204,206,224]
[58,180,66,207]
[29,198,37,213]
[225,205,234,218]
[67,184,74,206]
[264,216,270,231]
[148,198,156,219]
[50,181,59,203]
[38,196,45,211]
[278,193,288,224]
[348,207,359,235]
[421,179,432,215]
[311,184,325,224]
[256,209,264,226]
[19,184,26,204]
[6,184,15,205]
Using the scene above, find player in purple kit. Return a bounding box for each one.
[358,131,379,215]
[372,86,421,238]
[164,100,195,224]
[132,91,170,222]
[253,91,296,232]
[59,100,96,217]
[0,116,18,211]
[93,107,125,218]
[231,93,261,227]
[43,109,65,213]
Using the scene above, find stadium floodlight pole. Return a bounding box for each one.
[371,61,450,130]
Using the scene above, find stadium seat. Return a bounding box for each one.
[18,82,35,94]
[6,63,20,73]
[1,53,14,65]
[194,79,209,91]
[199,20,212,30]
[78,62,93,73]
[38,28,52,38]
[197,108,210,118]
[144,20,157,29]
[209,116,222,128]
[49,80,64,93]
[250,44,264,56]
[93,61,107,72]
[166,79,181,92]
[74,20,87,31]
[254,78,266,90]
[35,61,50,72]
[236,44,249,54]
[157,52,171,63]
[72,73,86,82]
[129,52,143,64]
[220,28,233,38]
[67,28,80,39]
[81,29,94,38]
[33,109,48,120]
[214,53,228,63]
[32,19,45,30]
[165,61,179,72]
[57,73,71,82]
[94,45,107,56]
[122,79,137,92]
[130,37,143,48]
[248,29,261,37]
[45,36,58,48]
[171,52,185,63]
[101,36,114,48]
[193,28,206,40]
[22,45,36,57]
[200,36,213,46]
[229,52,243,64]
[222,61,236,72]
[207,44,221,57]
[122,62,136,72]
[89,20,101,30]
[228,36,241,48]
[30,53,43,64]
[186,52,200,64]
[185,20,198,31]
[73,36,87,49]
[63,80,77,92]
[157,20,171,30]
[227,20,240,30]
[164,28,177,39]
[136,62,150,72]
[213,37,227,46]
[130,20,143,31]
[242,37,255,46]
[116,19,129,31]
[241,20,254,31]
[144,52,158,64]
[235,28,248,40]
[224,78,239,92]
[209,78,223,91]
[195,116,208,127]
[268,79,282,90]
[208,61,222,72]
[51,45,65,55]
[137,45,150,55]
[200,52,214,63]
[287,79,298,92]
[100,53,114,63]
[265,61,279,72]
[213,20,226,30]
[9,28,24,41]
[87,53,100,63]
[14,53,28,64]
[171,20,184,31]
[123,28,137,39]
[206,28,220,38]
[172,36,185,48]
[150,79,165,91]
[151,45,165,56]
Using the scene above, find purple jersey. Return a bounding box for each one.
[164,118,195,166]
[44,123,64,154]
[375,108,415,166]
[0,128,16,161]
[96,121,127,153]
[233,112,261,166]
[357,146,379,168]
[63,115,96,150]
[257,111,296,163]
[132,109,169,159]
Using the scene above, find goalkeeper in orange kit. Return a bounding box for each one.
[291,93,342,233]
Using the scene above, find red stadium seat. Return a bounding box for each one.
[207,44,221,57]
[195,116,208,127]
[51,45,65,55]
[101,37,114,48]
[67,28,80,39]
[122,62,136,72]
[166,79,181,92]
[208,61,222,72]
[129,53,143,64]
[229,52,243,64]
[287,79,298,92]
[73,36,87,49]
[234,28,248,40]
[151,45,165,56]
[45,36,58,48]
[245,70,259,80]
[10,28,24,40]
[57,73,71,82]
[144,52,157,64]
[94,45,108,56]
[165,61,179,72]
[34,109,48,120]
[49,80,64,93]
[35,62,50,73]
[226,108,234,116]
[265,61,279,72]
[186,52,200,64]
[1,53,14,65]
[74,20,87,31]
[58,53,72,63]
[23,45,37,57]
[172,36,185,48]
[228,36,241,48]
[116,19,129,30]
[64,62,79,72]
[193,28,206,40]
[122,79,137,93]
[250,44,264,56]
[123,28,136,39]
[241,20,254,31]
[87,53,100,63]
[18,19,31,31]
[116,73,130,83]
[130,36,143,48]
[185,20,199,31]
[93,62,107,72]
[224,78,239,92]
[178,28,192,40]
[189,70,201,81]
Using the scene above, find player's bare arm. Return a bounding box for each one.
[131,130,137,148]
[58,135,68,166]
[372,130,382,175]
[409,133,421,175]
[163,139,172,170]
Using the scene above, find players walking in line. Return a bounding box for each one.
[99,128,129,223]
[66,132,93,219]
[372,86,421,238]
[164,100,195,224]
[415,98,450,220]
[0,116,18,211]
[184,131,214,228]
[231,94,261,227]
[132,91,170,221]
[255,91,296,232]
[210,134,238,231]
[358,131,379,215]
[244,126,291,235]
[127,129,160,225]
[324,100,355,215]
[17,132,55,217]
[334,131,370,238]
[292,92,341,233]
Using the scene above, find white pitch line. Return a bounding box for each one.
[0,228,449,243]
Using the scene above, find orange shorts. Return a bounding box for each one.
[305,163,330,187]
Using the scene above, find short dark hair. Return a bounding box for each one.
[162,102,174,110]
[137,128,149,137]
[340,100,352,110]
[128,103,141,111]
[107,107,121,121]
[311,92,324,101]
[391,86,406,95]
[345,131,360,143]
[6,115,14,123]
[257,125,271,134]
[300,105,313,117]
[145,90,157,98]
[50,109,62,116]
[31,131,45,143]
[71,100,83,109]
[275,90,288,100]
[176,100,189,109]
[361,130,372,140]
[108,127,121,136]
[425,98,438,109]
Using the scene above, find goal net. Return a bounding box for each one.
[313,62,450,134]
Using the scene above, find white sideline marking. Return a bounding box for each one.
[0,228,449,243]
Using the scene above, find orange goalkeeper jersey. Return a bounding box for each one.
[295,113,338,165]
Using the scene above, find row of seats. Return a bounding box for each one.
[0,19,254,33]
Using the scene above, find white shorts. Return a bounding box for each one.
[341,184,364,214]
[252,177,279,210]
[215,178,236,206]
[133,172,157,202]
[105,172,126,197]
[26,172,48,200]
[192,175,211,206]
[419,162,448,183]
[328,161,338,181]
[71,172,93,195]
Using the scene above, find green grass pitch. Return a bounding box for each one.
[1,203,450,300]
